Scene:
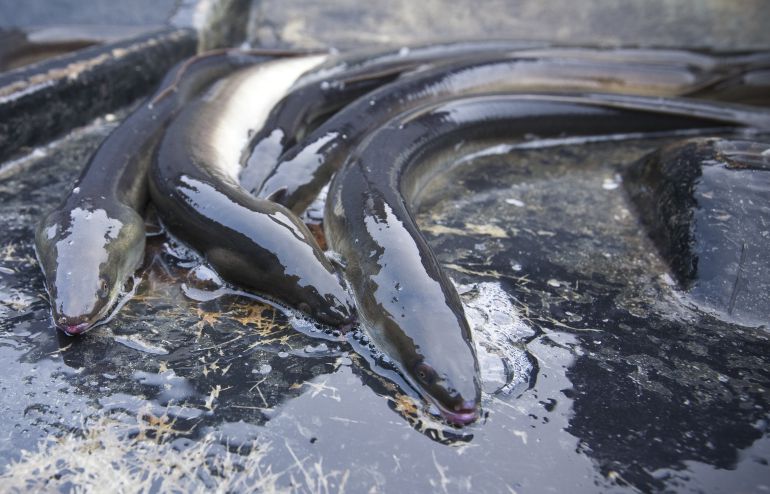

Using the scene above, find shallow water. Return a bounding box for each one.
[1,108,768,491]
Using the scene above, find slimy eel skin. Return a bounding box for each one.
[34,49,291,334]
[240,40,565,191]
[257,55,766,213]
[149,55,356,327]
[325,93,770,424]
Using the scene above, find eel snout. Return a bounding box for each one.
[58,319,91,336]
[410,358,482,426]
[35,202,145,335]
[439,399,480,426]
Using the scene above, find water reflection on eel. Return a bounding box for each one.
[149,54,356,327]
[240,39,579,190]
[34,50,282,335]
[30,42,770,428]
[325,94,770,425]
[256,54,769,213]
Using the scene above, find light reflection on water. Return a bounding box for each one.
[0,118,768,491]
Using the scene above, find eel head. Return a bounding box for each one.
[34,202,145,335]
[410,357,481,426]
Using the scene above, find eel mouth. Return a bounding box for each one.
[60,321,91,336]
[435,399,480,426]
[51,274,140,336]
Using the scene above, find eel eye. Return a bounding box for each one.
[97,277,110,298]
[415,362,437,386]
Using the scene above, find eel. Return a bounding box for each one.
[324,94,770,425]
[699,68,770,105]
[34,48,304,335]
[508,47,770,76]
[256,56,765,213]
[243,45,770,197]
[0,27,96,71]
[239,39,562,190]
[504,47,724,71]
[241,42,766,192]
[502,48,770,104]
[149,55,356,327]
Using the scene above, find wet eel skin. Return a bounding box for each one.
[325,94,770,425]
[34,49,292,335]
[149,54,356,327]
[243,43,770,195]
[239,39,570,190]
[256,54,770,214]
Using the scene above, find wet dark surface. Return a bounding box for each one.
[624,138,770,328]
[2,1,770,492]
[0,28,196,163]
[1,113,769,490]
[417,134,770,492]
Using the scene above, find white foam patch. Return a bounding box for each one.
[457,281,535,395]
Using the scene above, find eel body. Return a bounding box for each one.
[325,94,770,425]
[239,40,570,191]
[257,56,770,213]
[34,49,282,335]
[149,55,356,327]
[242,42,769,193]
[0,27,96,71]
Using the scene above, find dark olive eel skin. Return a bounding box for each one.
[503,46,768,72]
[258,55,770,213]
[0,28,95,71]
[325,94,770,425]
[243,43,770,193]
[149,56,355,327]
[700,68,770,105]
[239,40,564,191]
[34,49,279,335]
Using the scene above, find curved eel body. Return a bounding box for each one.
[700,67,770,105]
[0,27,96,71]
[242,43,770,193]
[325,94,770,425]
[34,49,286,335]
[240,40,568,190]
[149,55,356,327]
[257,56,770,213]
